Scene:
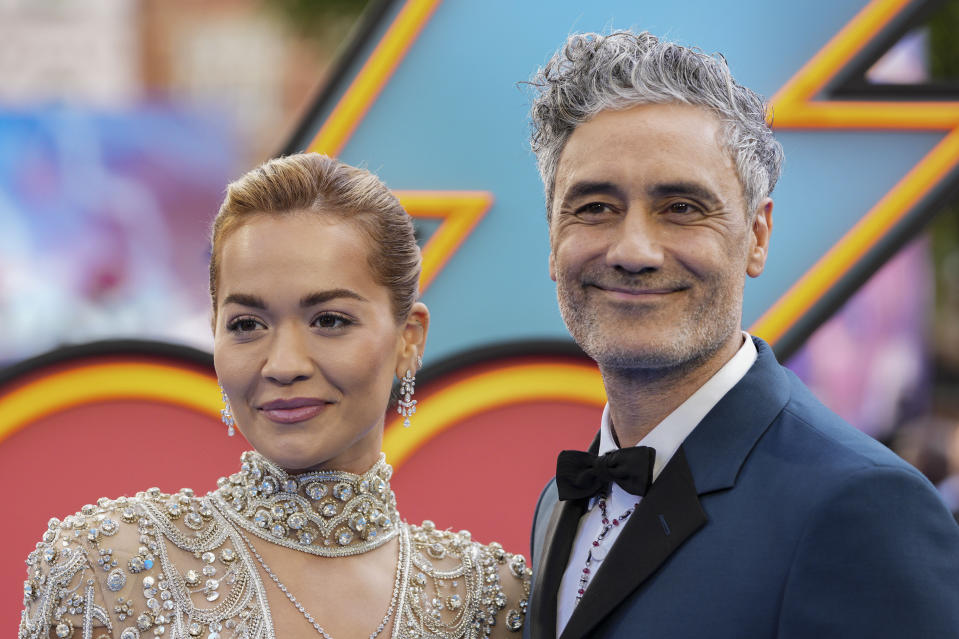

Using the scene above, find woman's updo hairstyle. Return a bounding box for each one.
[210,153,420,324]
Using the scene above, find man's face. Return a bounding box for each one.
[549,102,771,373]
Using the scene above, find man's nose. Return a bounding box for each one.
[261,324,313,385]
[605,209,665,273]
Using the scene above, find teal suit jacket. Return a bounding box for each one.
[528,337,959,638]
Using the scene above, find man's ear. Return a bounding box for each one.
[396,302,430,377]
[746,199,773,278]
[549,250,557,282]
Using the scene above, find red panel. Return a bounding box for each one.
[3,400,245,634]
[390,400,600,557]
[4,395,602,632]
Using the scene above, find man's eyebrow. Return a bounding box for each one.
[648,181,722,207]
[558,181,629,206]
[222,293,266,309]
[300,289,367,307]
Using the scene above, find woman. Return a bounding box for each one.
[19,154,530,639]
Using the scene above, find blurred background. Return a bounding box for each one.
[0,0,370,358]
[3,0,959,631]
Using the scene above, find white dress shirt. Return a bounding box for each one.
[556,333,758,635]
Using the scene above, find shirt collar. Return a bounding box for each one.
[599,332,758,483]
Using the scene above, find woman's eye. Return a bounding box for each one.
[227,317,264,333]
[313,313,352,330]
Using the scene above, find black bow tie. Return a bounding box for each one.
[555,447,656,501]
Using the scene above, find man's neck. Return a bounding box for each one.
[602,333,744,448]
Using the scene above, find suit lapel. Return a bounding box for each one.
[529,495,587,639]
[528,436,600,639]
[559,448,706,639]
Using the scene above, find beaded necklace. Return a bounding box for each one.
[575,495,639,604]
[239,527,409,639]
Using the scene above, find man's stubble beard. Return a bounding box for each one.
[555,272,742,379]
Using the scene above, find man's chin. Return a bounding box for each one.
[581,340,691,372]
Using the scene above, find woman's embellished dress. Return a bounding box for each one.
[19,452,530,639]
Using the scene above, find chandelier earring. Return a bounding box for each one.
[220,385,236,437]
[397,369,417,428]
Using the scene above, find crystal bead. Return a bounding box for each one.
[220,548,236,563]
[350,515,367,532]
[143,576,156,588]
[205,590,220,602]
[448,594,462,610]
[298,532,314,545]
[305,483,327,500]
[337,531,353,546]
[506,610,524,631]
[185,570,199,586]
[332,483,354,501]
[136,613,153,630]
[106,569,127,592]
[253,510,270,528]
[185,513,203,530]
[260,477,277,495]
[271,523,287,537]
[188,622,202,636]
[321,503,337,518]
[55,622,71,638]
[287,513,307,530]
[201,552,216,564]
[128,556,145,573]
[202,565,216,577]
[283,479,298,493]
[271,505,285,518]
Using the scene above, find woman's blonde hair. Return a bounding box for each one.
[210,153,420,323]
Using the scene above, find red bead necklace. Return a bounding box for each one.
[575,494,639,603]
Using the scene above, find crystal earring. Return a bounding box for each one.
[220,385,235,437]
[397,369,417,428]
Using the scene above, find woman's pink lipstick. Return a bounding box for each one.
[259,398,329,424]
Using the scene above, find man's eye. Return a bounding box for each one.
[227,317,263,333]
[577,202,611,215]
[668,202,698,214]
[313,313,352,330]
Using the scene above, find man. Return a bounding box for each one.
[525,31,959,638]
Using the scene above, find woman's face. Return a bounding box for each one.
[213,212,427,474]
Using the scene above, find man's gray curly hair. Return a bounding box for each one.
[529,31,784,220]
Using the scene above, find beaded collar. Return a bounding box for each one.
[212,451,400,557]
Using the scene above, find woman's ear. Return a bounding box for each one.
[397,302,430,377]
